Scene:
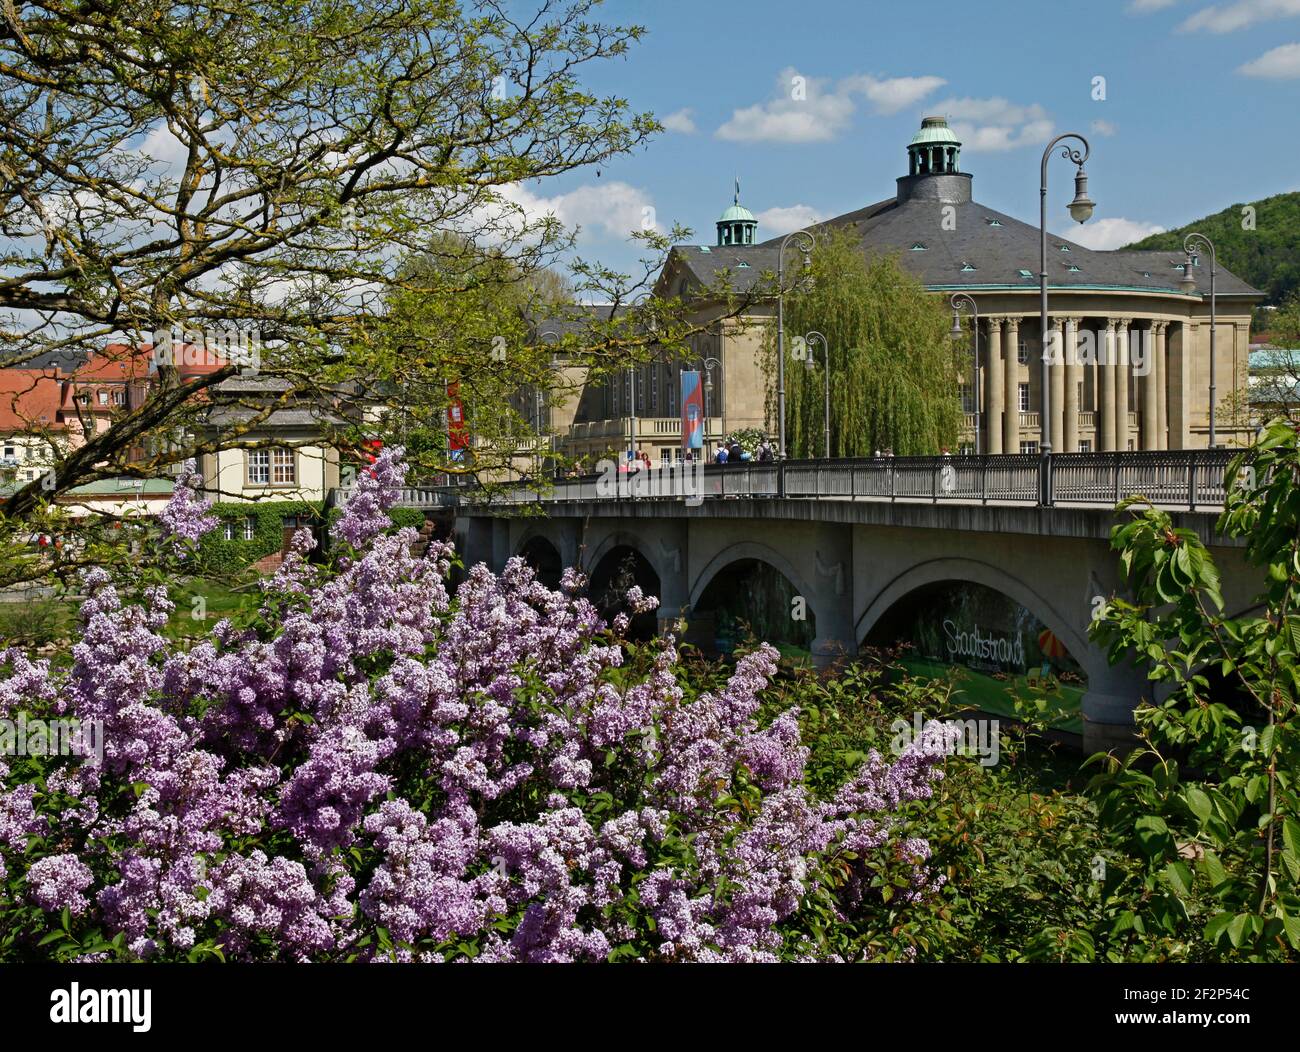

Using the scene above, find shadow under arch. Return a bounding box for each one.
[689,541,819,657]
[515,534,563,590]
[587,542,661,641]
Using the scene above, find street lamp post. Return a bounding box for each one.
[1038,134,1095,499]
[626,292,657,465]
[536,329,561,477]
[702,355,723,459]
[949,294,980,454]
[777,230,815,470]
[803,331,830,458]
[1180,233,1218,447]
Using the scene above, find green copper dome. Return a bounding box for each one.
[716,178,758,246]
[906,116,962,178]
[718,202,756,223]
[909,115,961,147]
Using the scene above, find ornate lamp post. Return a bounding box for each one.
[949,293,980,454]
[536,329,561,475]
[1180,233,1218,447]
[777,230,815,467]
[626,292,657,464]
[702,355,723,457]
[1040,131,1092,460]
[803,331,830,458]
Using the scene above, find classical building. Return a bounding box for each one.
[556,116,1262,463]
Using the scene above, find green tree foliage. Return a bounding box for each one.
[0,0,657,520]
[1125,192,1300,306]
[1087,419,1300,961]
[767,232,963,457]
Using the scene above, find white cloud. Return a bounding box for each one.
[1068,217,1165,250]
[755,204,829,236]
[1128,0,1181,12]
[716,68,855,143]
[498,180,658,239]
[1179,0,1300,33]
[715,68,945,144]
[1238,41,1300,76]
[1090,118,1118,136]
[840,74,948,116]
[661,108,698,134]
[935,96,1055,152]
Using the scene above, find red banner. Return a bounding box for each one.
[447,382,468,452]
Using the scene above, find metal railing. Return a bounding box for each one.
[463,449,1236,512]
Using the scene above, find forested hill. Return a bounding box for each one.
[1123,191,1300,305]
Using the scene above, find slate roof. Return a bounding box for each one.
[670,186,1263,301]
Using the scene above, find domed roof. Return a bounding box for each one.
[719,202,755,223]
[909,116,961,147]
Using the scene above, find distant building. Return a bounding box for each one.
[553,116,1262,462]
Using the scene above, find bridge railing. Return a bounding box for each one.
[377,449,1239,512]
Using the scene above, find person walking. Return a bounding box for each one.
[715,442,728,464]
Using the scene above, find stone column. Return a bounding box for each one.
[1101,318,1118,451]
[1154,321,1168,450]
[1142,322,1162,450]
[1049,317,1065,454]
[1063,316,1081,453]
[1170,322,1195,449]
[1115,318,1131,451]
[1004,317,1021,454]
[985,317,1004,454]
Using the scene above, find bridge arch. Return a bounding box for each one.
[583,529,671,589]
[855,556,1095,679]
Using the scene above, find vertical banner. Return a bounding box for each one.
[681,370,703,454]
[446,381,468,461]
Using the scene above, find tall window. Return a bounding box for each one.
[247,449,270,485]
[1078,439,1092,453]
[272,448,296,485]
[1018,383,1031,412]
[1017,340,1029,365]
[222,521,235,541]
[242,516,256,541]
[1020,441,1039,454]
[959,384,974,412]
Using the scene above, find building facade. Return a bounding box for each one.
[555,116,1261,464]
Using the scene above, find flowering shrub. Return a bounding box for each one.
[0,449,953,962]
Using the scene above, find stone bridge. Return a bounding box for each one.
[424,452,1255,751]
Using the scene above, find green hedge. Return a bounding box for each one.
[196,500,324,576]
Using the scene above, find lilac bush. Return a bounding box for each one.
[0,449,954,962]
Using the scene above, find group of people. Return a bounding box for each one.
[713,438,775,465]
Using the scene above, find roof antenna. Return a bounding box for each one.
[734,175,740,206]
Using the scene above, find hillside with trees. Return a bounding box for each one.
[1124,191,1300,308]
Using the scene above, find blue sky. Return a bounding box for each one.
[524,0,1300,279]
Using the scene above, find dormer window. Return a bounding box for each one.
[910,242,927,251]
[960,262,976,272]
[1017,269,1033,279]
[1057,244,1071,252]
[985,218,1002,227]
[1066,265,1081,273]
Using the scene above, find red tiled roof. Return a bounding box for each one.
[0,370,65,431]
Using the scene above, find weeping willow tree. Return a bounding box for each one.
[766,229,965,457]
